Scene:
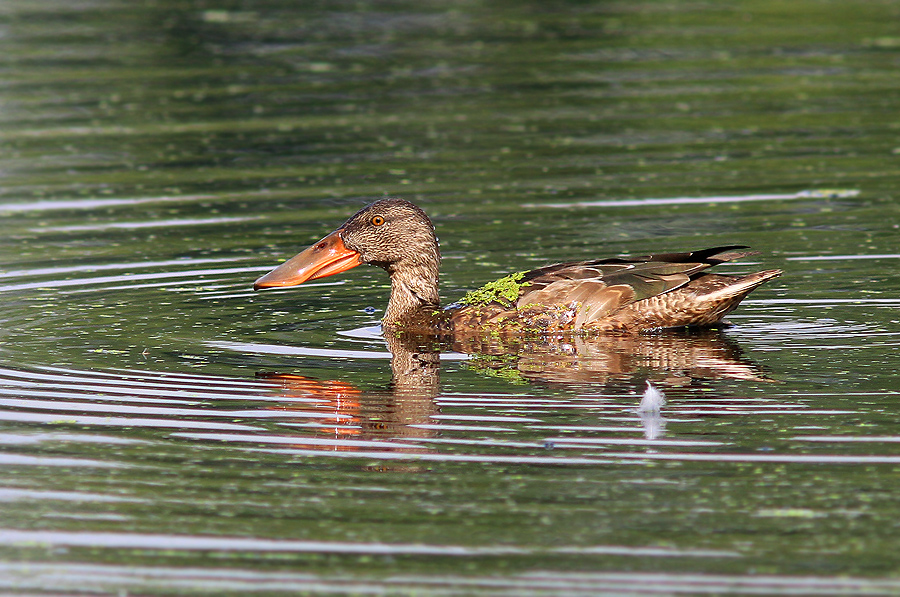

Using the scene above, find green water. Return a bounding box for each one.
[2,0,900,594]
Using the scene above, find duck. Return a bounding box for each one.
[254,197,782,335]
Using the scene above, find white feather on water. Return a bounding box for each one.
[638,381,666,414]
[638,381,666,440]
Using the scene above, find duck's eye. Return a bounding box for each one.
[370,215,385,226]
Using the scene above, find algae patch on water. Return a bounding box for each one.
[459,271,530,308]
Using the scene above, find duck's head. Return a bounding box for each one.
[254,197,440,291]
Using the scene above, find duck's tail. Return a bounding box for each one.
[684,268,782,325]
[700,269,783,302]
[589,268,783,333]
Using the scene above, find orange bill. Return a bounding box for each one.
[254,229,362,290]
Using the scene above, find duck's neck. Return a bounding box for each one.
[383,260,441,325]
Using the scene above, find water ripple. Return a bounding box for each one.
[0,528,736,558]
[0,360,892,476]
[5,563,900,596]
[0,194,217,213]
[525,189,860,208]
[0,264,267,293]
[33,216,263,232]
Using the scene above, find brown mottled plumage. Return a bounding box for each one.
[254,198,782,335]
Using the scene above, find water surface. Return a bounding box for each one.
[2,0,900,594]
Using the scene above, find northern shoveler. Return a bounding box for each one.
[254,198,781,335]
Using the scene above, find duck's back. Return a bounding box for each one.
[449,246,781,334]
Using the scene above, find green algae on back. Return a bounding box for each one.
[458,271,531,308]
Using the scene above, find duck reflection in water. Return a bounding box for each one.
[259,325,771,453]
[257,332,442,463]
[254,198,780,451]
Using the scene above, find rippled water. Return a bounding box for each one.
[3,0,900,594]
